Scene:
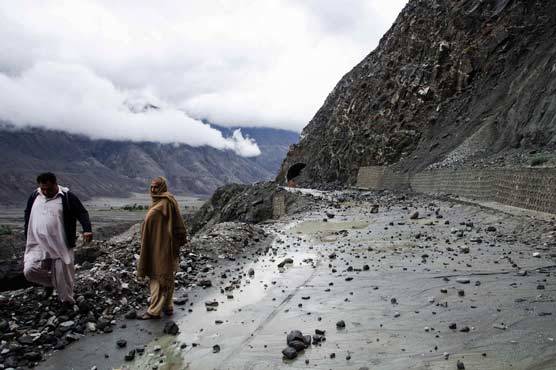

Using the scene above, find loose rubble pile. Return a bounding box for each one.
[0,220,272,369]
[281,329,325,360]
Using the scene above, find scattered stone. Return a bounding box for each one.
[116,339,127,348]
[457,360,465,369]
[163,321,180,335]
[124,350,135,361]
[410,212,419,220]
[124,310,137,320]
[458,246,470,254]
[277,258,294,268]
[282,346,297,359]
[213,344,221,353]
[199,279,213,288]
[456,278,470,284]
[336,320,346,329]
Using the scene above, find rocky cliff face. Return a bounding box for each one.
[278,0,556,186]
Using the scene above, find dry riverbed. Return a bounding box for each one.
[5,189,556,369]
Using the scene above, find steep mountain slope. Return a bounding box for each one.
[0,125,298,206]
[278,0,556,186]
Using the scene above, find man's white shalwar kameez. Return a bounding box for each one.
[23,186,75,303]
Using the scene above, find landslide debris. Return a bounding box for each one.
[0,219,270,369]
[189,181,319,235]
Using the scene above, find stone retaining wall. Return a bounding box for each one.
[356,166,556,214]
[272,193,286,219]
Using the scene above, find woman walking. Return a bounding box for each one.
[138,177,187,319]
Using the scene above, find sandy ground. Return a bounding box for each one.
[40,190,556,370]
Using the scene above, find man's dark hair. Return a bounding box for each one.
[36,172,57,184]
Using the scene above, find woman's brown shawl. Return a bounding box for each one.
[137,192,187,278]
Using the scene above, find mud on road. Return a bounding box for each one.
[35,190,556,369]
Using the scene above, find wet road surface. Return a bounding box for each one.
[42,192,556,369]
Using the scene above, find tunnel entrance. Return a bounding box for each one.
[286,163,306,187]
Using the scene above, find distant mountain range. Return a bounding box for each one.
[0,124,298,206]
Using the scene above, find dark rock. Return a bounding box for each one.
[24,351,42,361]
[336,320,346,328]
[18,335,34,345]
[282,346,297,359]
[278,258,294,268]
[213,344,221,353]
[286,330,304,345]
[0,318,9,333]
[199,279,213,288]
[457,360,465,369]
[116,339,127,348]
[163,321,180,335]
[312,334,325,343]
[124,310,137,320]
[124,350,136,361]
[289,340,307,351]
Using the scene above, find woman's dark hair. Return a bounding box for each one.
[36,172,57,184]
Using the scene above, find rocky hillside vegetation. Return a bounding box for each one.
[278,0,556,186]
[0,126,298,206]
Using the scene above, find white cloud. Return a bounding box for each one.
[0,62,260,156]
[0,0,407,140]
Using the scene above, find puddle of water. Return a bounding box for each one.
[120,229,319,370]
[122,335,184,370]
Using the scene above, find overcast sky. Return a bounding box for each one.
[0,0,407,156]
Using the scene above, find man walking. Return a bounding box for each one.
[138,177,187,319]
[23,172,92,305]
